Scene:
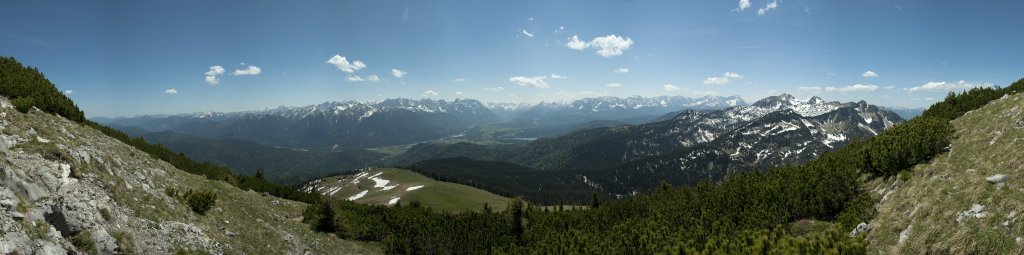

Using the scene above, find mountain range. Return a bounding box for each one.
[97,95,750,150]
[382,93,906,200]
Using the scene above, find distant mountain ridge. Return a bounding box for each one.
[98,98,501,150]
[510,95,746,124]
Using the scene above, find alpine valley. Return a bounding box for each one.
[101,93,903,202]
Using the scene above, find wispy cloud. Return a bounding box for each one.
[366,75,380,82]
[483,86,505,92]
[521,29,534,38]
[826,84,878,92]
[232,65,262,76]
[451,77,468,82]
[703,72,743,85]
[164,88,178,94]
[862,70,879,78]
[904,80,993,93]
[346,75,365,82]
[613,68,630,74]
[326,55,367,73]
[423,89,438,97]
[664,84,681,91]
[606,83,623,88]
[757,0,779,15]
[549,74,567,79]
[391,69,406,78]
[509,76,550,88]
[62,90,73,95]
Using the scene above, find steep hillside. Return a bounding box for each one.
[0,98,377,253]
[301,168,511,212]
[866,93,1024,254]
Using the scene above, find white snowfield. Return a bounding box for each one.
[347,190,368,201]
[406,185,424,191]
[388,197,401,205]
[371,176,390,188]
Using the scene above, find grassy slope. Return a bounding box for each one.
[313,168,512,212]
[4,102,379,254]
[866,93,1024,254]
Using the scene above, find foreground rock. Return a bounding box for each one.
[986,174,1007,184]
[0,97,378,254]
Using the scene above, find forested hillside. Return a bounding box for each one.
[0,56,319,204]
[0,56,84,122]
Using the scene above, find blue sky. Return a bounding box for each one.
[3,0,1023,117]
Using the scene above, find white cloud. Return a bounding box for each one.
[862,70,879,78]
[566,35,589,50]
[346,75,365,82]
[663,84,681,91]
[549,74,567,79]
[521,29,534,38]
[367,75,380,82]
[205,65,225,76]
[204,65,225,85]
[703,72,744,85]
[613,68,630,74]
[556,26,565,33]
[757,0,778,15]
[606,83,623,88]
[326,55,367,73]
[484,86,505,92]
[904,80,993,93]
[455,91,463,95]
[566,34,636,57]
[509,76,550,88]
[391,69,406,78]
[507,93,518,98]
[62,90,73,95]
[232,65,262,76]
[590,35,634,57]
[736,0,751,11]
[451,77,468,82]
[826,84,879,92]
[164,88,178,94]
[884,86,895,90]
[423,89,438,97]
[797,86,822,93]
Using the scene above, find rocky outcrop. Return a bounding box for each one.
[0,97,377,254]
[849,222,872,237]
